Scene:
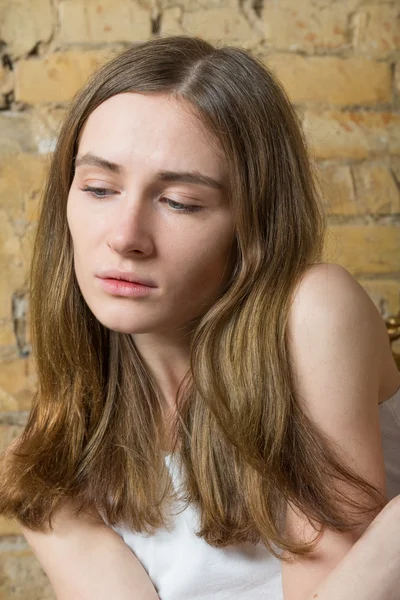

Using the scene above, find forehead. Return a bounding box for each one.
[77,92,227,178]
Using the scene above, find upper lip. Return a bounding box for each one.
[97,269,157,287]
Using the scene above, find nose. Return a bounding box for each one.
[106,197,154,256]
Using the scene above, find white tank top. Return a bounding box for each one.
[111,386,400,600]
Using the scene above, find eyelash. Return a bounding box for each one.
[79,186,203,214]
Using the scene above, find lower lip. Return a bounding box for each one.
[97,278,155,297]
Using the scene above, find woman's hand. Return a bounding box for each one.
[303,495,400,600]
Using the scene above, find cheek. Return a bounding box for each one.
[182,234,235,291]
[66,199,91,280]
[67,197,95,252]
[66,195,81,245]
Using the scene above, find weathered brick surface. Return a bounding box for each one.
[180,7,255,43]
[0,154,45,329]
[259,0,354,52]
[353,3,400,57]
[0,548,56,600]
[304,111,400,160]
[161,6,185,36]
[0,64,14,108]
[317,164,355,215]
[318,159,400,216]
[58,0,151,44]
[0,212,27,320]
[265,55,391,106]
[361,280,400,318]
[352,162,400,214]
[0,113,37,154]
[30,108,69,154]
[324,226,400,274]
[0,320,16,355]
[390,155,400,185]
[395,62,400,97]
[173,0,237,9]
[0,515,22,536]
[15,51,114,104]
[0,356,37,412]
[0,154,47,223]
[0,0,54,58]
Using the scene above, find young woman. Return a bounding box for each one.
[1,35,400,600]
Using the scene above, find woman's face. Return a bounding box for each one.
[67,92,236,335]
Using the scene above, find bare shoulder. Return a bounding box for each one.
[282,263,390,599]
[287,262,398,401]
[289,262,379,321]
[288,263,388,364]
[20,501,111,557]
[288,262,387,361]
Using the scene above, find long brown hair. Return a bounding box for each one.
[0,34,385,558]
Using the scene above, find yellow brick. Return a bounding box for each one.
[0,356,37,412]
[316,164,355,216]
[0,548,56,600]
[159,6,185,36]
[0,210,27,320]
[15,51,113,104]
[30,107,68,154]
[0,515,22,536]
[181,7,255,43]
[391,155,400,185]
[0,113,37,154]
[0,153,47,223]
[352,162,400,214]
[324,226,400,274]
[0,155,43,331]
[395,63,400,96]
[265,55,391,106]
[259,0,351,52]
[0,386,19,411]
[0,320,16,348]
[303,111,400,160]
[179,0,238,9]
[0,0,53,57]
[58,0,151,44]
[361,280,400,317]
[353,4,400,56]
[0,64,13,108]
[19,224,37,279]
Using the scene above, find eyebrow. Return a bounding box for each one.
[74,152,225,191]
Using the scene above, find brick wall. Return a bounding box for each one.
[0,1,399,597]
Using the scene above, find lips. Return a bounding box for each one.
[98,276,155,297]
[97,268,157,287]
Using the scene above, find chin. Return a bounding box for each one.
[90,308,164,335]
[98,317,158,335]
[85,297,197,335]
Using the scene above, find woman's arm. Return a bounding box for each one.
[283,263,394,599]
[21,500,159,600]
[304,495,400,600]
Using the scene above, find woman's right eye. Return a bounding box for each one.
[80,186,115,198]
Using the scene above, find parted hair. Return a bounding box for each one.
[0,34,385,558]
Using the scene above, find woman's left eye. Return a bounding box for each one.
[162,197,203,214]
[80,186,114,198]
